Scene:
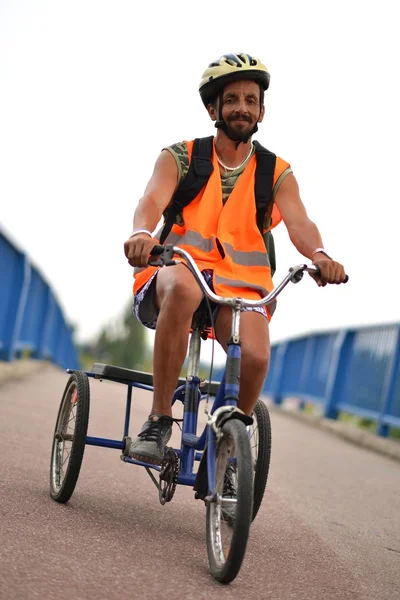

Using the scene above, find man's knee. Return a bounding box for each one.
[241,344,270,376]
[155,265,203,314]
[240,313,270,376]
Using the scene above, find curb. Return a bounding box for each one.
[0,359,51,387]
[266,401,400,464]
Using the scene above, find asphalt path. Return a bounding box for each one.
[0,366,399,600]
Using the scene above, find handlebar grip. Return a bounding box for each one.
[311,266,349,283]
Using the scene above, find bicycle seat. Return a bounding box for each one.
[89,363,220,395]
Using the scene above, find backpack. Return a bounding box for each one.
[159,136,278,275]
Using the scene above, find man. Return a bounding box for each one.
[124,53,346,465]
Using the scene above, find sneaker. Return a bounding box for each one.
[129,414,173,465]
[222,462,237,525]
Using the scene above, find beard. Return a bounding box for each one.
[225,115,253,142]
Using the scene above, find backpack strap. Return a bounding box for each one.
[253,141,277,235]
[159,136,214,244]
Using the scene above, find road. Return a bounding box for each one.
[0,366,399,600]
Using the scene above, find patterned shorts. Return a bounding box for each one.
[133,269,267,330]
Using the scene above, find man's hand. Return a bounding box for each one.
[124,234,156,268]
[312,253,346,287]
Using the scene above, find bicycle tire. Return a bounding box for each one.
[50,371,90,503]
[250,399,272,521]
[206,419,253,584]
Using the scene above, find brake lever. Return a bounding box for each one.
[289,265,306,283]
[148,244,176,267]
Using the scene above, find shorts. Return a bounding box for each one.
[133,269,267,330]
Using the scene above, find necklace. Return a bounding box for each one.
[216,144,253,173]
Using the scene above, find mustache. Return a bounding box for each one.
[227,113,252,123]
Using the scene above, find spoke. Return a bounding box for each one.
[60,415,71,434]
[67,411,76,427]
[66,419,76,434]
[55,447,63,482]
[62,447,72,467]
[249,426,258,441]
[59,417,68,434]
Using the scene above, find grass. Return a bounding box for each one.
[289,399,400,442]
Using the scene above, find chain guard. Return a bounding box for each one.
[159,448,179,505]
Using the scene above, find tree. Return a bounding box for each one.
[80,299,149,370]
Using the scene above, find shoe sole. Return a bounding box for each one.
[129,451,163,465]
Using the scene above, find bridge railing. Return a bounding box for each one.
[0,226,80,370]
[262,324,400,437]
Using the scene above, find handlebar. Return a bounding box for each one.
[148,244,348,309]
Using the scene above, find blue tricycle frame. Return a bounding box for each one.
[72,341,240,495]
[53,245,327,583]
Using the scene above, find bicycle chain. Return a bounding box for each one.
[159,448,179,505]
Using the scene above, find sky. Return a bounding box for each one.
[1,0,399,365]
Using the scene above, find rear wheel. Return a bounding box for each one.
[206,419,253,584]
[50,371,90,503]
[249,399,272,521]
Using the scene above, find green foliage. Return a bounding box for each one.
[390,427,400,439]
[79,299,150,371]
[298,407,400,442]
[338,412,400,441]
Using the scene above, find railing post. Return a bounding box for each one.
[268,341,289,405]
[298,335,316,394]
[37,290,56,360]
[377,326,400,437]
[3,255,31,361]
[33,284,50,359]
[54,325,64,367]
[323,329,354,419]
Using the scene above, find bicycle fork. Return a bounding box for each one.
[206,303,243,496]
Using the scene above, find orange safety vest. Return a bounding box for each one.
[133,139,290,321]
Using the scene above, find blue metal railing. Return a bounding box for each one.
[3,221,398,437]
[0,226,80,370]
[211,322,400,438]
[259,324,400,437]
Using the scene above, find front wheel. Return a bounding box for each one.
[249,399,272,521]
[206,419,253,584]
[50,371,90,503]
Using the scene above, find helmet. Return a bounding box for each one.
[199,53,270,107]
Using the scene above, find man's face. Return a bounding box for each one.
[209,80,264,141]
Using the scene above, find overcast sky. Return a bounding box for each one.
[1,0,399,365]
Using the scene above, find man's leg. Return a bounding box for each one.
[151,264,204,415]
[214,307,270,415]
[213,307,270,510]
[130,264,203,463]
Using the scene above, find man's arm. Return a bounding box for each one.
[132,150,179,233]
[124,150,178,267]
[274,173,346,286]
[274,173,323,258]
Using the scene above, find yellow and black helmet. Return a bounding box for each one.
[199,53,270,107]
